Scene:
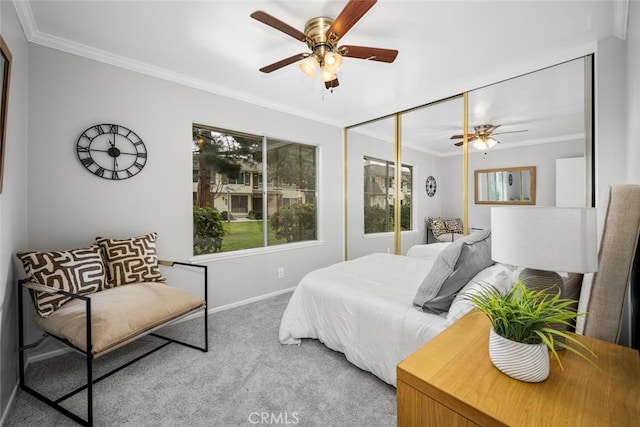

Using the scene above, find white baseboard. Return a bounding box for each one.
[206,286,295,315]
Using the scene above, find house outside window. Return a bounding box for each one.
[363,156,412,234]
[192,125,317,255]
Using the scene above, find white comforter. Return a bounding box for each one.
[279,252,448,386]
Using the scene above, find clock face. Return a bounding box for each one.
[426,176,437,197]
[76,124,147,180]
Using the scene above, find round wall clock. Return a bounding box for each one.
[425,176,437,197]
[76,123,147,180]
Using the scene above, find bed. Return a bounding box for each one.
[279,231,516,386]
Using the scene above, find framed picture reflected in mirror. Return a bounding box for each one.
[474,166,536,205]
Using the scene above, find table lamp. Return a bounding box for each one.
[491,206,598,295]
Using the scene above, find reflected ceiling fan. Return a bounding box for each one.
[250,0,398,89]
[451,124,528,150]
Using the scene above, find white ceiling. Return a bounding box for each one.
[359,56,589,156]
[16,1,617,153]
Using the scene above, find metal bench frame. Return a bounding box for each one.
[18,260,208,426]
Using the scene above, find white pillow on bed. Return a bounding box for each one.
[444,264,516,327]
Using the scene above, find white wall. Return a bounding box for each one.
[439,154,464,220]
[595,36,628,206]
[402,145,442,253]
[24,44,343,336]
[467,139,584,228]
[0,0,29,420]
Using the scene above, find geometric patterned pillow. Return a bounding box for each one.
[444,218,464,234]
[428,217,449,237]
[95,232,166,287]
[16,245,107,317]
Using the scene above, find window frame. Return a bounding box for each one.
[363,155,413,235]
[192,124,320,259]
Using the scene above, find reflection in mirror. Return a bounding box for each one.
[465,56,591,227]
[400,95,465,252]
[363,156,412,234]
[346,116,396,259]
[345,56,593,256]
[474,166,536,205]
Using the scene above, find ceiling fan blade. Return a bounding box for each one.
[451,132,476,139]
[339,45,398,63]
[259,53,307,73]
[453,136,477,146]
[325,77,340,89]
[488,124,501,134]
[326,0,377,43]
[493,129,529,136]
[250,10,308,43]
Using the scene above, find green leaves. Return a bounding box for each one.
[193,205,226,254]
[269,203,316,243]
[465,281,596,368]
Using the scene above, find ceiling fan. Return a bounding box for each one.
[451,124,528,150]
[250,0,398,89]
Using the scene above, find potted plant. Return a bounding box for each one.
[466,281,596,382]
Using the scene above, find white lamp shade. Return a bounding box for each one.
[491,206,598,273]
[323,51,343,73]
[299,56,318,78]
[472,140,487,150]
[473,137,498,150]
[320,67,336,82]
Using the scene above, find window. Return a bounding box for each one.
[252,173,263,189]
[192,125,317,255]
[363,156,412,234]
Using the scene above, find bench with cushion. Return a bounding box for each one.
[17,232,207,426]
[426,216,464,243]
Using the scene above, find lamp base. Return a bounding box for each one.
[519,268,564,296]
[519,268,566,350]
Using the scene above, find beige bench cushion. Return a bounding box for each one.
[34,282,205,358]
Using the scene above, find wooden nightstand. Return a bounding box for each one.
[397,310,640,426]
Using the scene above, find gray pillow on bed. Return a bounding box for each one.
[413,229,493,314]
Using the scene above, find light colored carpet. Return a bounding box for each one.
[4,292,397,426]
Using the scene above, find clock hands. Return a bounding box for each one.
[89,148,137,155]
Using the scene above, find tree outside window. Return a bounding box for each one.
[192,125,317,255]
[363,156,412,234]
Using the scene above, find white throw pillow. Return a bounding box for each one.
[444,263,515,327]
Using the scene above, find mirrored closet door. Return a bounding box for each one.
[344,55,593,259]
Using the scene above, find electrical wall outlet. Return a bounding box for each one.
[278,267,285,279]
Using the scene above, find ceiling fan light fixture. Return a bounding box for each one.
[323,51,343,73]
[299,56,318,78]
[473,140,487,150]
[473,137,498,150]
[320,67,336,83]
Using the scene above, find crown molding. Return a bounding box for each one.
[11,0,342,128]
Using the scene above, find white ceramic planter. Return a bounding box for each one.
[488,328,550,382]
